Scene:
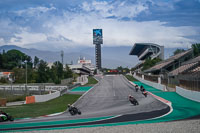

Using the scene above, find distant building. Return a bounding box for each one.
[47,62,54,68]
[0,72,13,81]
[69,57,95,75]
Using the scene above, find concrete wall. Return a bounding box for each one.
[133,75,166,91]
[34,91,60,103]
[0,85,68,91]
[176,86,200,102]
[76,75,88,85]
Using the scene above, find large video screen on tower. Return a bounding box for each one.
[93,29,103,44]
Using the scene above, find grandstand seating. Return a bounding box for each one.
[145,49,193,74]
[169,62,198,76]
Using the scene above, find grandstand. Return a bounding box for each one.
[145,49,193,74]
[129,43,164,72]
[129,43,164,60]
[169,56,200,76]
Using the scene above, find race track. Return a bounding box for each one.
[0,75,170,131]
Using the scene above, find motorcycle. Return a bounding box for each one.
[129,98,139,106]
[135,86,139,92]
[69,107,81,115]
[0,112,14,122]
[142,91,148,97]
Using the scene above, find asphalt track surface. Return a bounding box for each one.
[0,75,169,131]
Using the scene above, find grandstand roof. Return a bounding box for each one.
[129,43,160,55]
[145,49,193,73]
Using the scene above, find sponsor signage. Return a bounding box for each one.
[78,60,92,64]
[93,29,103,44]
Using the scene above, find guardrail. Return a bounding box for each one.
[176,86,200,102]
[133,73,166,91]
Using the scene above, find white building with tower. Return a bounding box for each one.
[69,57,95,75]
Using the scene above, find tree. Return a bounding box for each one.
[116,66,130,73]
[64,65,73,79]
[12,67,26,83]
[33,56,39,68]
[37,60,49,83]
[173,49,185,55]
[1,49,31,70]
[54,61,63,78]
[116,66,123,72]
[0,53,2,69]
[192,43,200,57]
[50,61,63,84]
[142,58,162,71]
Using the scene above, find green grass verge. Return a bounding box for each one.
[1,94,81,119]
[125,75,138,82]
[84,76,98,86]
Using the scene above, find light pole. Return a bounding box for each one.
[24,60,28,94]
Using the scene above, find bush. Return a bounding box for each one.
[0,77,8,83]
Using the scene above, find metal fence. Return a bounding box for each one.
[144,75,159,83]
[136,73,142,78]
[135,71,200,91]
[178,72,200,91]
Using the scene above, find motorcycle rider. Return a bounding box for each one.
[0,110,14,121]
[128,95,139,105]
[68,104,81,115]
[68,104,75,111]
[0,110,8,117]
[142,91,148,97]
[135,85,139,92]
[140,85,145,92]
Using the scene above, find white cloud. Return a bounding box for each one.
[0,38,5,45]
[9,29,47,47]
[1,0,200,50]
[42,11,199,49]
[6,9,199,50]
[15,6,56,16]
[81,0,148,18]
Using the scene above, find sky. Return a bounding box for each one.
[0,0,200,51]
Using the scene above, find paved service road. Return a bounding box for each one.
[0,75,169,131]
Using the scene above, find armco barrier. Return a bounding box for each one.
[34,91,60,103]
[133,75,166,91]
[176,86,200,102]
[26,96,35,104]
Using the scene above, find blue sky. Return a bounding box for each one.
[0,0,200,51]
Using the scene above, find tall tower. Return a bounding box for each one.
[93,29,103,70]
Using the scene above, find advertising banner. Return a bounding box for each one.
[93,29,103,44]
